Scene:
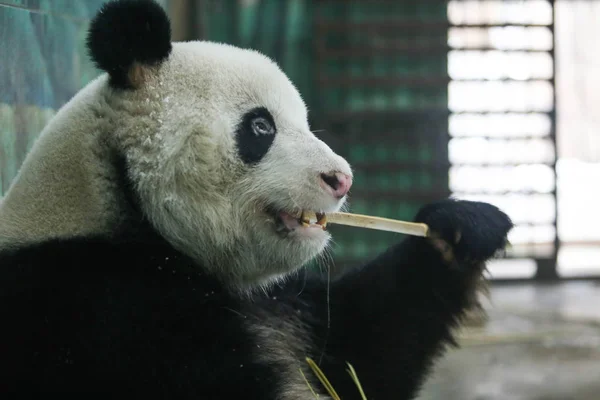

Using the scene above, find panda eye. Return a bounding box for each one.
[236,107,277,165]
[251,117,274,136]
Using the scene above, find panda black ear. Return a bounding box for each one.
[86,0,172,89]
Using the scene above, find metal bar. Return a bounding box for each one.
[492,276,600,285]
[324,109,450,119]
[450,162,555,167]
[449,78,554,82]
[451,24,552,28]
[317,76,451,87]
[345,191,452,202]
[319,76,556,87]
[317,45,451,57]
[537,0,560,281]
[450,111,553,115]
[449,135,553,140]
[315,19,451,31]
[320,47,552,60]
[450,190,556,196]
[351,162,450,171]
[350,192,557,204]
[448,47,551,52]
[317,21,552,31]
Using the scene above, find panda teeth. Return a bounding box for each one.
[299,210,309,225]
[298,210,328,230]
[316,212,327,229]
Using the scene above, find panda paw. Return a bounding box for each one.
[414,198,513,267]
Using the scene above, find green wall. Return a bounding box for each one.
[0,0,169,194]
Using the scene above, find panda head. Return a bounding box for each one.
[85,0,352,289]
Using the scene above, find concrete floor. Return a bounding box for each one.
[419,281,600,400]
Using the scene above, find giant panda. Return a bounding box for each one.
[0,0,513,398]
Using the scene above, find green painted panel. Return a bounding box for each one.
[308,1,449,263]
[0,1,170,194]
[202,0,316,110]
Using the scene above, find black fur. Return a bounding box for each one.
[0,199,512,399]
[86,0,172,89]
[236,107,277,165]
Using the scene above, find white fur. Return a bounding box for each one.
[0,41,352,291]
[0,76,121,247]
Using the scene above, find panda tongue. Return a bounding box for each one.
[279,212,302,230]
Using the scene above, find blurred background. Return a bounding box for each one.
[1,0,599,399]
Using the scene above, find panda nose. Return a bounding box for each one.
[320,171,353,199]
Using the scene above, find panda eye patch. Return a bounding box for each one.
[236,107,277,165]
[251,117,274,136]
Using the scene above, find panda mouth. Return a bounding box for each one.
[267,207,328,233]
